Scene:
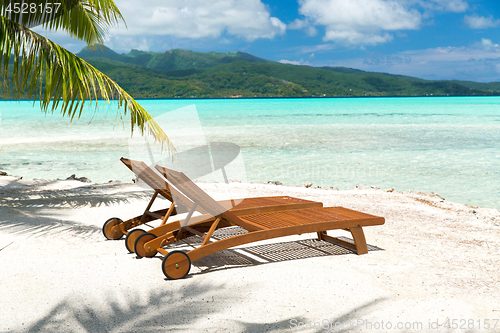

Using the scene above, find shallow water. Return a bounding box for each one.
[1,97,499,209]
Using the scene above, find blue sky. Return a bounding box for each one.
[39,0,500,82]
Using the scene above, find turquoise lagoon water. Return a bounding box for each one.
[0,97,499,209]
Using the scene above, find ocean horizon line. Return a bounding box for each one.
[2,94,500,103]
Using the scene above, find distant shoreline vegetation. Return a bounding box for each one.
[3,47,500,100]
[2,95,500,102]
[4,95,500,103]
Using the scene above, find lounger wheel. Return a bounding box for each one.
[162,251,191,280]
[125,229,146,253]
[102,217,124,240]
[134,232,158,258]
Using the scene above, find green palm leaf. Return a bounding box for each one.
[1,0,124,46]
[1,1,174,152]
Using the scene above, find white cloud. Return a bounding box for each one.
[324,31,394,46]
[464,14,500,29]
[288,19,308,30]
[398,43,500,63]
[298,0,422,46]
[299,43,337,53]
[34,0,286,52]
[288,19,318,36]
[428,0,468,12]
[279,59,311,65]
[306,26,318,36]
[411,0,468,14]
[110,0,285,41]
[445,0,468,12]
[324,39,500,81]
[296,0,471,46]
[474,38,500,50]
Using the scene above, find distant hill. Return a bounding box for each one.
[77,46,268,71]
[2,47,499,100]
[72,47,500,98]
[450,80,500,92]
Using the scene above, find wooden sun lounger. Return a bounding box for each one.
[138,165,385,280]
[103,158,323,253]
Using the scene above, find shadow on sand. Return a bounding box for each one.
[7,293,420,332]
[0,183,156,239]
[6,283,227,332]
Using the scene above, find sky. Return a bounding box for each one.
[37,0,500,82]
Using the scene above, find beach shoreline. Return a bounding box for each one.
[1,176,499,332]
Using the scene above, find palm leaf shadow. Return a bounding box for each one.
[0,183,158,239]
[8,283,227,333]
[236,298,388,332]
[238,298,477,333]
[0,182,154,209]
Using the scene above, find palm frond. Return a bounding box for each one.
[1,15,174,152]
[1,0,124,46]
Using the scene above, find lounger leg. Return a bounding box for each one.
[139,191,160,224]
[160,202,176,226]
[317,228,368,255]
[348,227,368,255]
[201,217,221,246]
[317,231,357,252]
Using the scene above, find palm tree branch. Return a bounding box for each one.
[1,16,174,153]
[1,0,125,46]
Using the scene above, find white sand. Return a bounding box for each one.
[1,177,499,332]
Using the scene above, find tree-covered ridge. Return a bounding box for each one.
[77,46,268,71]
[7,46,500,100]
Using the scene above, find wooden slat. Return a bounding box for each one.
[222,196,323,216]
[239,207,384,230]
[219,196,322,212]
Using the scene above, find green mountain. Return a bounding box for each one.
[3,47,499,100]
[450,80,500,92]
[76,46,499,98]
[78,46,267,71]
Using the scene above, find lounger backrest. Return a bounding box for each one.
[156,165,266,231]
[121,157,205,214]
[155,165,245,225]
[155,165,226,215]
[120,157,174,202]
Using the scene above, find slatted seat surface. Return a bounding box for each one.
[239,207,384,230]
[219,196,322,213]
